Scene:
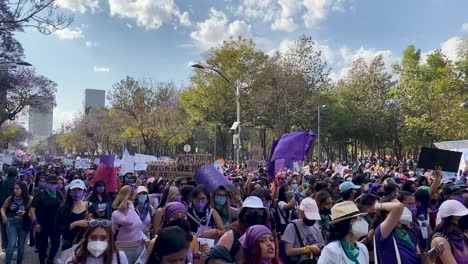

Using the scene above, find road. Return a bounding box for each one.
[1,238,41,264]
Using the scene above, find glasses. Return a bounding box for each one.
[89,219,111,227]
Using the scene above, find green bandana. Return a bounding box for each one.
[47,190,57,199]
[340,239,359,264]
[394,226,415,249]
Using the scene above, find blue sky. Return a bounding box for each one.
[15,0,468,130]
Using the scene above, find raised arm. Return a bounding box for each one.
[376,201,404,240]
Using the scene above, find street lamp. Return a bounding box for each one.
[317,104,328,167]
[191,63,241,164]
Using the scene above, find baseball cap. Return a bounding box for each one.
[69,179,86,190]
[135,186,148,194]
[339,181,361,193]
[299,197,320,220]
[331,201,367,224]
[439,200,468,218]
[239,196,268,216]
[441,184,463,197]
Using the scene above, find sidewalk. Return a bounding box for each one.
[0,239,40,264]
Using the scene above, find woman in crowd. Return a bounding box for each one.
[146,226,189,264]
[148,177,167,208]
[30,175,64,264]
[133,186,154,238]
[180,185,194,209]
[318,201,370,264]
[187,185,224,238]
[282,197,324,263]
[65,219,128,264]
[239,225,279,264]
[430,200,468,263]
[153,186,180,233]
[211,186,235,226]
[276,184,297,235]
[111,185,148,264]
[1,181,32,264]
[57,177,66,197]
[414,188,433,247]
[87,180,112,220]
[57,179,90,252]
[250,189,277,236]
[216,196,271,262]
[315,190,333,240]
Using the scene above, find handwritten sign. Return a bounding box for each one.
[147,160,178,179]
[176,154,212,177]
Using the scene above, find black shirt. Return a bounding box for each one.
[31,191,63,229]
[187,208,215,233]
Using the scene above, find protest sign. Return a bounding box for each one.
[147,160,178,179]
[176,154,212,177]
[0,154,13,166]
[335,165,349,177]
[63,159,73,166]
[134,162,148,171]
[134,153,158,163]
[75,159,90,169]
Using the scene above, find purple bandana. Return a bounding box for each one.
[239,225,272,249]
[164,202,187,223]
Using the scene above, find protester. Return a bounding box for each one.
[315,190,333,240]
[1,181,31,264]
[205,245,233,264]
[133,186,154,238]
[87,180,112,220]
[239,225,279,264]
[276,184,297,234]
[180,185,194,209]
[56,179,90,252]
[30,175,63,264]
[148,177,167,209]
[153,186,180,233]
[65,219,128,264]
[318,201,369,264]
[339,181,361,202]
[146,226,189,264]
[0,167,18,250]
[187,184,224,238]
[174,176,188,191]
[211,186,235,226]
[111,185,148,264]
[430,200,468,263]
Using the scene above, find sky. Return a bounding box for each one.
[14,0,468,131]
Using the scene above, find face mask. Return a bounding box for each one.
[71,190,84,201]
[96,186,105,193]
[245,212,263,227]
[453,194,465,204]
[303,218,316,226]
[194,199,207,211]
[47,184,57,192]
[173,195,182,202]
[137,194,147,204]
[351,218,369,238]
[39,182,46,189]
[400,207,413,225]
[215,196,226,206]
[87,240,108,257]
[458,215,468,231]
[408,205,417,217]
[57,184,63,190]
[291,184,298,191]
[303,182,309,189]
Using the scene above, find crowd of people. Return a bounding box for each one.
[0,159,467,264]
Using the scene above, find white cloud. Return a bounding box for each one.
[271,0,301,32]
[441,37,462,62]
[53,27,84,40]
[190,8,252,49]
[93,66,110,72]
[303,0,348,29]
[109,0,190,29]
[53,108,76,131]
[126,23,133,29]
[316,42,335,63]
[236,0,277,22]
[462,23,468,32]
[85,41,98,47]
[57,0,99,13]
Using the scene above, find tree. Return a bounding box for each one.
[0,122,30,148]
[0,0,72,34]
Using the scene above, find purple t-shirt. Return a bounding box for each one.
[374,225,419,264]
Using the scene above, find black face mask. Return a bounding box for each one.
[245,213,264,227]
[303,218,316,226]
[459,215,468,231]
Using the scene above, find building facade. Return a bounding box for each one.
[84,89,105,114]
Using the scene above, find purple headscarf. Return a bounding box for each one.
[164,202,187,223]
[239,225,272,249]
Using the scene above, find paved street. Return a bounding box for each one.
[1,238,40,264]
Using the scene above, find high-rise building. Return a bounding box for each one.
[84,89,105,114]
[28,98,53,141]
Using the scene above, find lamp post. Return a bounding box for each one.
[191,63,241,164]
[317,105,328,166]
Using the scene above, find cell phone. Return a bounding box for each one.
[427,242,444,254]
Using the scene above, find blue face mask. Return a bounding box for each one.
[215,196,227,206]
[137,194,147,204]
[291,183,299,191]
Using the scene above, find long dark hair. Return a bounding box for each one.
[278,185,290,220]
[242,237,279,264]
[149,177,166,194]
[11,181,30,205]
[328,218,352,242]
[234,207,270,237]
[433,216,455,236]
[90,180,111,202]
[59,188,81,217]
[67,225,119,264]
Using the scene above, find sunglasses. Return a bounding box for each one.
[89,219,111,227]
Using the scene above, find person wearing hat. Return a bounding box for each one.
[430,200,468,264]
[56,179,91,252]
[217,196,270,262]
[133,186,155,238]
[281,197,325,263]
[435,183,466,226]
[30,175,64,264]
[339,181,361,203]
[318,201,369,264]
[239,225,279,264]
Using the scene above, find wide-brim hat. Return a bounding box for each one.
[330,201,367,224]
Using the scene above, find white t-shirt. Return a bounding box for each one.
[278,201,292,225]
[318,241,369,264]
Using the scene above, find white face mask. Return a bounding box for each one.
[351,218,369,238]
[87,241,108,257]
[400,207,413,225]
